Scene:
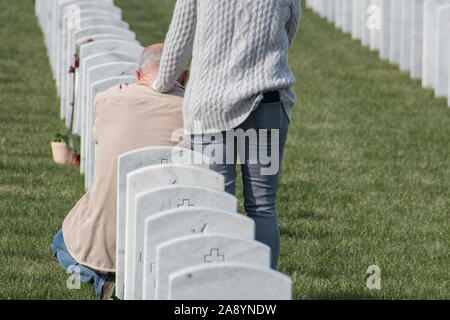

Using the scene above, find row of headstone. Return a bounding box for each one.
[35,0,143,190]
[35,2,293,300]
[306,0,450,107]
[117,146,293,300]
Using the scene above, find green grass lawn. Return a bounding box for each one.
[0,0,448,299]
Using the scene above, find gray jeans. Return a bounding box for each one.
[191,100,290,269]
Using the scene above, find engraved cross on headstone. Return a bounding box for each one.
[204,248,225,263]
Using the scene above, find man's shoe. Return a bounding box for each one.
[101,273,115,300]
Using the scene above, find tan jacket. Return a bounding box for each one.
[62,83,186,272]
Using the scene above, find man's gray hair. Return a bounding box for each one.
[139,46,162,74]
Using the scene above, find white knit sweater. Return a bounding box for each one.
[154,0,301,134]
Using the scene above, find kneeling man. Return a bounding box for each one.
[51,44,189,299]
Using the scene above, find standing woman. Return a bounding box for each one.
[154,0,301,269]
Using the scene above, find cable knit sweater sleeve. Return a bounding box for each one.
[154,0,197,93]
[287,0,301,47]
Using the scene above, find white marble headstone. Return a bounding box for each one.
[46,1,58,56]
[334,0,343,30]
[411,0,425,78]
[37,0,50,43]
[42,0,54,54]
[155,234,271,300]
[49,0,72,71]
[422,0,450,88]
[379,0,391,60]
[326,0,335,23]
[389,0,402,64]
[123,164,225,299]
[368,0,382,52]
[434,4,450,97]
[318,0,327,18]
[361,0,371,47]
[448,62,450,106]
[87,75,137,189]
[351,0,362,40]
[35,0,42,25]
[342,0,352,34]
[168,262,293,300]
[82,62,138,188]
[142,205,255,300]
[399,0,414,72]
[312,0,319,11]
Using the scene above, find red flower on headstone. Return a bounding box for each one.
[72,154,80,167]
